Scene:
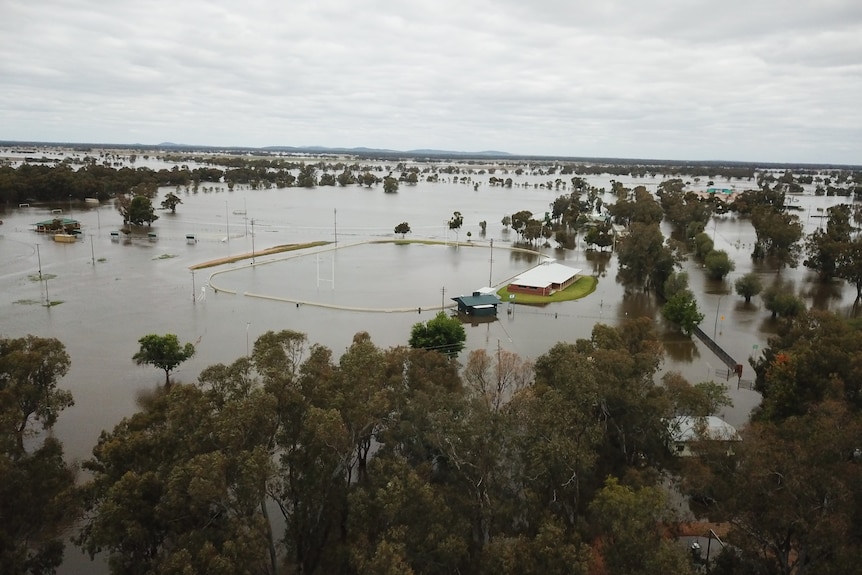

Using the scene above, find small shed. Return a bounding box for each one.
[667,416,741,457]
[452,292,500,317]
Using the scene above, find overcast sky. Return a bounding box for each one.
[2,0,861,164]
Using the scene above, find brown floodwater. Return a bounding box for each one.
[1,159,859,572]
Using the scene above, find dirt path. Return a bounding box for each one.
[188,241,329,270]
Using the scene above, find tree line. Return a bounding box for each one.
[3,304,862,574]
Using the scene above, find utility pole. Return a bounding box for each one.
[489,238,494,286]
[334,208,338,246]
[713,295,723,339]
[441,286,446,310]
[191,270,196,304]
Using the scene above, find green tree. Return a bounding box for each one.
[750,310,862,419]
[662,372,732,416]
[584,222,613,251]
[318,172,337,186]
[589,477,693,575]
[662,271,690,300]
[690,401,862,575]
[126,195,159,226]
[616,223,679,292]
[761,285,805,319]
[409,312,466,358]
[750,207,803,267]
[394,222,411,238]
[804,204,853,281]
[0,336,78,574]
[693,232,714,259]
[296,163,317,187]
[510,210,532,238]
[77,383,276,575]
[0,336,73,452]
[132,334,196,387]
[159,191,182,213]
[336,168,356,186]
[734,272,763,303]
[359,171,378,187]
[704,249,735,280]
[383,175,399,193]
[837,236,862,301]
[661,291,704,335]
[501,215,511,230]
[449,211,464,242]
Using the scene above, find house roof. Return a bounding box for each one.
[667,416,741,443]
[35,217,79,226]
[510,261,582,289]
[452,293,500,307]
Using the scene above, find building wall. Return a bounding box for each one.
[507,283,551,296]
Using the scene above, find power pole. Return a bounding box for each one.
[489,238,494,286]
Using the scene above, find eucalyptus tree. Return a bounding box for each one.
[132,333,196,387]
[616,222,679,292]
[448,210,464,242]
[804,203,853,281]
[0,336,78,574]
[750,206,803,268]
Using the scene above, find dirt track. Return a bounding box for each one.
[188,241,329,270]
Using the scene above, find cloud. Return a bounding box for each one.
[1,0,860,163]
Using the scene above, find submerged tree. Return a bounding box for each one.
[409,312,466,358]
[132,333,196,387]
[394,222,411,238]
[159,192,182,213]
[734,272,763,303]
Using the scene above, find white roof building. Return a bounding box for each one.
[509,261,582,292]
[667,416,741,457]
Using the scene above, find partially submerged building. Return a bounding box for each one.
[507,260,582,296]
[34,217,80,234]
[452,291,500,317]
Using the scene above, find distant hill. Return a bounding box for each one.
[1,140,860,170]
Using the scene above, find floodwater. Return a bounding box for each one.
[3,155,860,572]
[1,159,859,465]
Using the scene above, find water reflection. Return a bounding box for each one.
[585,251,612,277]
[619,290,659,321]
[662,329,701,363]
[800,277,845,311]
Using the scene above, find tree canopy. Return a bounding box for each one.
[132,334,196,387]
[0,336,78,574]
[409,312,466,357]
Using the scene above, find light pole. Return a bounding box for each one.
[489,238,494,286]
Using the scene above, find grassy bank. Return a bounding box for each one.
[496,275,598,304]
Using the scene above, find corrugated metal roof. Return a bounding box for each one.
[510,262,582,288]
[667,416,740,442]
[452,293,501,307]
